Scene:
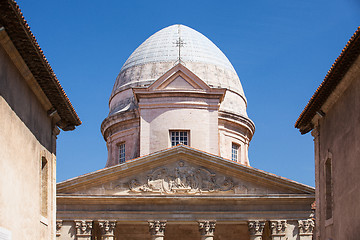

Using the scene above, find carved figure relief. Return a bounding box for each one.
[129,161,233,194]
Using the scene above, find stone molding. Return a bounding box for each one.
[198,220,216,236]
[248,220,265,236]
[270,220,287,236]
[56,220,62,237]
[99,220,116,236]
[298,219,314,235]
[148,220,167,236]
[75,220,93,236]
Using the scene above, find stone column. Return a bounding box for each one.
[269,220,287,240]
[75,220,93,240]
[99,220,116,240]
[148,220,167,240]
[198,220,216,240]
[298,219,314,240]
[248,220,265,240]
[56,220,62,237]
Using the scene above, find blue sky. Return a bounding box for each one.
[17,0,360,186]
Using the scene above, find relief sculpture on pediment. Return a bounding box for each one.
[128,161,234,194]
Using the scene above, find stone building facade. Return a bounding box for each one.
[296,27,360,240]
[0,1,80,239]
[57,24,314,240]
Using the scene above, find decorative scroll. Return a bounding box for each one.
[129,161,233,194]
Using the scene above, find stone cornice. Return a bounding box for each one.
[218,110,255,139]
[57,209,314,222]
[57,194,315,205]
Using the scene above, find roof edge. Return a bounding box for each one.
[295,26,360,134]
[0,0,81,130]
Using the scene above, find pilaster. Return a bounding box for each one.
[198,220,216,240]
[248,220,265,240]
[298,219,314,240]
[99,220,116,240]
[269,220,287,240]
[75,220,93,240]
[311,126,320,240]
[148,220,167,240]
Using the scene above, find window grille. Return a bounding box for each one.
[232,143,239,162]
[119,143,126,163]
[170,131,188,146]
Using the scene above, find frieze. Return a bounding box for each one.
[128,161,234,194]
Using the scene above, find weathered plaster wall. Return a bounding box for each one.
[316,57,360,240]
[0,43,56,239]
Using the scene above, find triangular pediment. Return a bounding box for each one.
[57,146,314,197]
[163,75,197,90]
[148,63,211,91]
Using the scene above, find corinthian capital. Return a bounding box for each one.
[248,220,265,236]
[99,220,116,236]
[198,220,216,236]
[270,220,287,236]
[148,220,167,236]
[298,219,314,235]
[56,220,62,237]
[75,220,93,236]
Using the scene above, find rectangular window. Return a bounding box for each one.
[41,157,48,217]
[170,131,189,146]
[232,143,239,162]
[325,158,333,220]
[119,143,126,164]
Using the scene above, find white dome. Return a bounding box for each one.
[109,24,249,118]
[122,24,236,73]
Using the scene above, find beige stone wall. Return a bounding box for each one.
[0,43,56,239]
[315,56,360,240]
[139,98,219,156]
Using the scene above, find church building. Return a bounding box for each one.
[56,25,315,240]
